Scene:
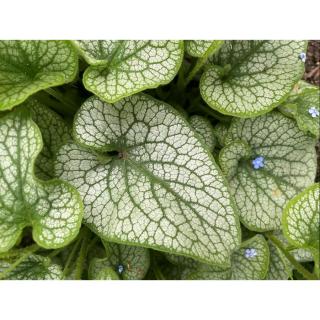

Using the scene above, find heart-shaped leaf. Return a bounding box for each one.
[170,235,269,280]
[189,115,216,152]
[0,108,83,252]
[278,81,320,137]
[0,40,78,111]
[55,94,240,267]
[73,40,183,103]
[282,183,319,252]
[219,112,316,231]
[200,41,307,117]
[89,242,149,280]
[185,40,223,58]
[0,254,63,280]
[25,98,72,180]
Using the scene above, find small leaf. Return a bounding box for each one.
[200,41,307,117]
[0,108,83,252]
[0,254,62,280]
[102,241,150,280]
[73,40,184,103]
[174,235,269,280]
[88,261,120,280]
[266,240,292,280]
[291,248,314,262]
[25,98,72,180]
[213,122,230,147]
[278,82,320,137]
[219,111,316,231]
[282,183,319,251]
[185,40,223,58]
[0,40,78,111]
[55,94,240,267]
[189,115,216,152]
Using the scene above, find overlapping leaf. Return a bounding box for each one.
[189,115,216,152]
[185,40,223,58]
[278,81,320,137]
[282,183,319,251]
[55,94,240,267]
[0,108,83,252]
[219,111,316,231]
[0,254,62,280]
[200,41,307,117]
[0,40,78,111]
[73,40,183,103]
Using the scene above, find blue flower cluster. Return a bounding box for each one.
[252,156,265,169]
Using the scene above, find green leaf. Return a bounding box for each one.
[88,261,120,280]
[25,98,72,180]
[0,40,78,111]
[278,83,320,137]
[219,111,316,231]
[73,40,184,103]
[103,241,149,280]
[200,41,307,117]
[0,254,63,280]
[173,235,269,280]
[185,40,224,58]
[213,122,230,147]
[0,108,83,252]
[189,115,216,152]
[291,248,314,262]
[55,94,240,267]
[282,183,319,251]
[266,240,292,280]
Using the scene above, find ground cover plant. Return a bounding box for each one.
[0,40,319,280]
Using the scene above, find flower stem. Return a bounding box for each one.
[266,233,317,280]
[74,229,90,280]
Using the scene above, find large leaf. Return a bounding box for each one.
[0,254,63,280]
[26,98,72,180]
[200,41,307,117]
[55,94,240,267]
[73,41,183,103]
[185,40,223,58]
[278,82,320,137]
[282,183,319,252]
[171,235,269,280]
[0,108,83,252]
[0,40,78,111]
[219,112,316,231]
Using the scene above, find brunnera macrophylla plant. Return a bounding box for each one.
[0,40,319,280]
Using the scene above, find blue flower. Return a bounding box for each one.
[252,156,265,169]
[308,106,319,118]
[298,52,306,63]
[117,264,124,274]
[244,248,257,259]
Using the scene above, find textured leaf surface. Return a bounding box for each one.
[278,83,320,137]
[88,261,120,280]
[185,40,223,58]
[200,41,307,117]
[220,112,316,231]
[26,98,72,180]
[189,115,216,152]
[102,241,150,280]
[74,40,183,103]
[266,240,292,280]
[0,109,83,252]
[55,94,240,266]
[0,40,78,111]
[172,235,269,280]
[282,183,319,251]
[0,254,62,280]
